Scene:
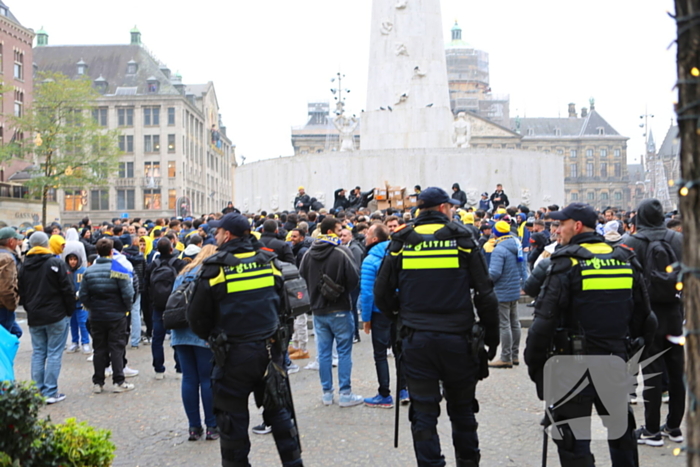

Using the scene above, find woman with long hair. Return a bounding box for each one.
[170,244,219,441]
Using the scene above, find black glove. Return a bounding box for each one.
[486,344,497,361]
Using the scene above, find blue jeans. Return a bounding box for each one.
[29,316,70,398]
[130,293,141,347]
[70,309,90,345]
[0,308,20,338]
[151,308,166,373]
[313,311,354,394]
[175,345,216,428]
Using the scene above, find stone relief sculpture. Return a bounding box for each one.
[380,22,393,35]
[452,112,472,148]
[395,0,408,9]
[242,197,249,212]
[269,194,279,211]
[254,197,262,212]
[395,92,409,105]
[521,189,531,206]
[413,66,427,78]
[466,189,479,207]
[333,115,359,152]
[542,194,552,203]
[395,43,408,56]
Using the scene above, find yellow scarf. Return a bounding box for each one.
[28,246,53,256]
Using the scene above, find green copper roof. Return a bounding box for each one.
[131,25,140,33]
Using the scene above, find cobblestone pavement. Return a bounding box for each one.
[13,318,686,467]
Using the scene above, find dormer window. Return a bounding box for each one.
[0,6,7,16]
[554,128,561,136]
[527,128,534,136]
[76,59,87,76]
[597,127,605,135]
[127,60,138,75]
[147,76,159,94]
[94,75,108,94]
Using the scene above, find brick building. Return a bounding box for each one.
[0,1,34,181]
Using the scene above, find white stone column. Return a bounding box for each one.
[361,0,454,150]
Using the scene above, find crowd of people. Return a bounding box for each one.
[0,181,686,466]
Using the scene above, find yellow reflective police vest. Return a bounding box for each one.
[392,223,475,328]
[208,251,281,341]
[557,242,635,348]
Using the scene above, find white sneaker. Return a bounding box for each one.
[66,343,79,353]
[86,354,94,362]
[113,382,135,393]
[339,393,363,408]
[93,384,103,394]
[81,344,92,354]
[105,366,113,377]
[332,358,339,367]
[155,372,165,380]
[304,360,319,371]
[46,393,66,404]
[124,366,139,378]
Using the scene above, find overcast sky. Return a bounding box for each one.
[13,0,677,164]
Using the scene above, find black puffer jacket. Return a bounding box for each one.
[79,257,134,321]
[19,251,75,327]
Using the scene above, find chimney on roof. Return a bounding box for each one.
[159,65,171,79]
[130,26,141,45]
[580,107,588,118]
[589,97,595,111]
[36,27,48,46]
[171,72,185,95]
[568,103,577,118]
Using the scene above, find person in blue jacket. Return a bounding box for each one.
[170,244,219,442]
[360,222,408,408]
[65,253,90,354]
[488,221,528,369]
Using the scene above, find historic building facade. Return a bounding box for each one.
[0,1,35,181]
[33,28,235,224]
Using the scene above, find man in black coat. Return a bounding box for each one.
[490,184,510,208]
[293,187,311,212]
[259,220,295,264]
[334,188,349,212]
[622,199,685,445]
[19,231,76,404]
[451,183,467,208]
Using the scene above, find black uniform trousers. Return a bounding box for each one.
[212,340,301,467]
[402,330,480,467]
[549,390,639,467]
[642,305,685,433]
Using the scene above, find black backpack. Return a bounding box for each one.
[638,230,680,304]
[150,257,178,310]
[163,276,197,330]
[274,260,311,317]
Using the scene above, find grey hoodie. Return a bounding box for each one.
[62,228,88,267]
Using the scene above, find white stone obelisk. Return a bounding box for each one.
[361,0,454,150]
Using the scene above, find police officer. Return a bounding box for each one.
[187,212,303,467]
[374,187,500,467]
[524,203,657,467]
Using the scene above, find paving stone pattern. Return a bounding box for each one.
[13,319,686,467]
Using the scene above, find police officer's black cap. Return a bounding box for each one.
[417,187,460,209]
[208,212,250,237]
[548,203,598,229]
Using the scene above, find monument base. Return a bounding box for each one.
[233,148,564,213]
